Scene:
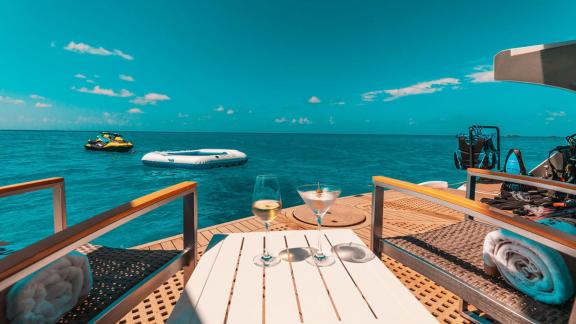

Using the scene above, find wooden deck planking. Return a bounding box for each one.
[160,240,177,250]
[122,185,499,324]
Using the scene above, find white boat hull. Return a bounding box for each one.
[142,149,248,169]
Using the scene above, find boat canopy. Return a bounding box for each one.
[494,40,576,91]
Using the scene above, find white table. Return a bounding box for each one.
[168,229,436,324]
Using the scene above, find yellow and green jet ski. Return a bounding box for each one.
[85,132,134,152]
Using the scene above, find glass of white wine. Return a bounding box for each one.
[297,183,341,267]
[252,175,282,267]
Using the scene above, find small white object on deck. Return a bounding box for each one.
[168,229,436,324]
[418,180,449,189]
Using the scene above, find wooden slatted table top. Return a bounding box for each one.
[168,229,436,324]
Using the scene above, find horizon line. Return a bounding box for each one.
[0,128,562,138]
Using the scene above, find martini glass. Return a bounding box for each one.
[297,184,341,267]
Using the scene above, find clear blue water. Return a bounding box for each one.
[0,131,567,248]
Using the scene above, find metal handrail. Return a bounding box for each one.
[467,168,576,196]
[0,180,198,322]
[0,177,67,232]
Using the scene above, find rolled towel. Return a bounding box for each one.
[483,217,576,305]
[6,252,92,324]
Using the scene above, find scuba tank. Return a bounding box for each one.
[501,149,531,192]
[503,149,527,175]
[546,133,576,183]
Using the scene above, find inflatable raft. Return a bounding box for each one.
[141,149,248,169]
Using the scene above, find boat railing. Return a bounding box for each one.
[0,180,198,322]
[371,175,576,257]
[0,177,67,233]
[466,167,576,197]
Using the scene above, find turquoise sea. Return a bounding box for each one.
[0,131,567,248]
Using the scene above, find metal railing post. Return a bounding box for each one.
[52,182,67,233]
[465,173,477,220]
[569,300,576,324]
[371,185,384,254]
[183,191,198,283]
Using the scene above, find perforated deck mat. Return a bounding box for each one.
[57,246,179,323]
[385,220,573,323]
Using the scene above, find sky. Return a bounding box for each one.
[0,0,575,135]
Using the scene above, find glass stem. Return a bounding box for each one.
[316,214,324,258]
[263,222,271,259]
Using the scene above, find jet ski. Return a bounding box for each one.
[85,132,134,152]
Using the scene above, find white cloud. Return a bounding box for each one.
[114,50,133,61]
[408,118,415,126]
[545,110,566,121]
[29,94,45,100]
[213,105,235,116]
[329,116,335,125]
[361,91,381,102]
[177,112,189,118]
[213,105,236,116]
[74,73,87,79]
[467,65,495,83]
[384,78,460,101]
[64,41,134,60]
[74,85,134,97]
[334,101,346,106]
[292,117,311,125]
[128,108,144,114]
[119,74,135,82]
[364,78,460,102]
[308,96,321,104]
[119,89,134,97]
[102,112,128,126]
[86,79,95,84]
[35,102,52,108]
[0,96,25,105]
[276,116,311,125]
[130,92,171,105]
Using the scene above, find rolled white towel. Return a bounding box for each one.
[6,252,92,324]
[483,218,575,305]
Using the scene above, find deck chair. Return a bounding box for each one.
[370,169,576,323]
[0,178,197,323]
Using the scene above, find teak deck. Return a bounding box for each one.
[120,184,501,324]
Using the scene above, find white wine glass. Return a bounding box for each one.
[297,183,341,267]
[252,175,282,267]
